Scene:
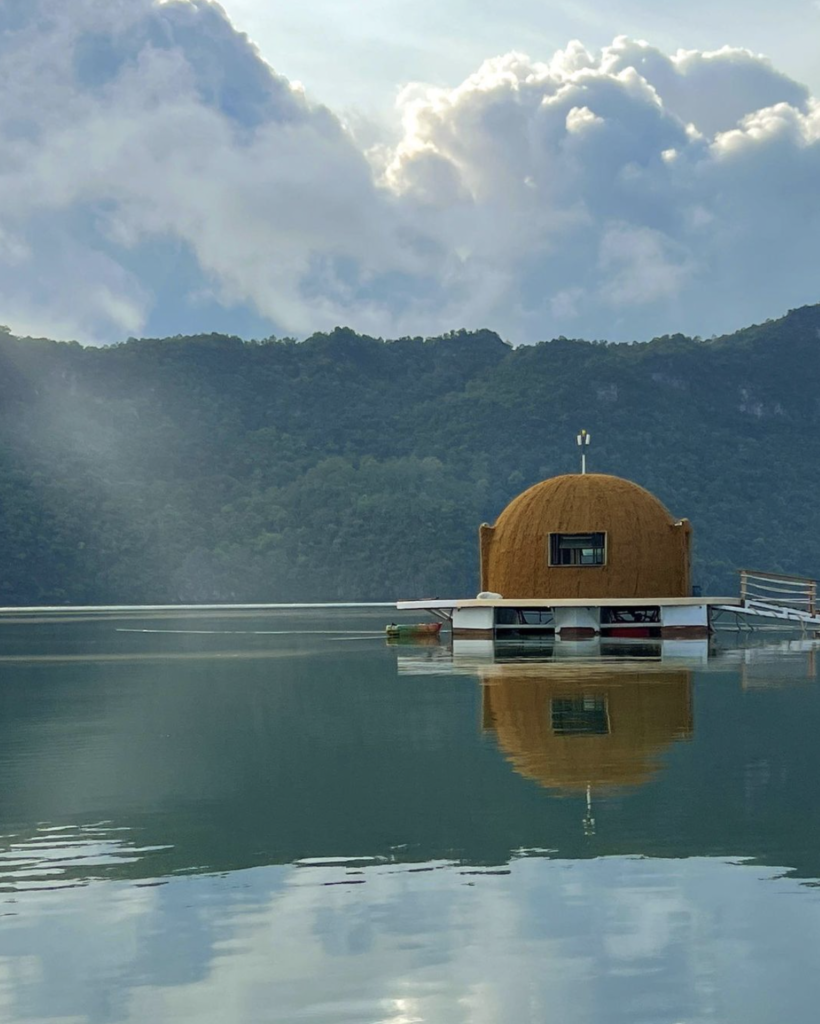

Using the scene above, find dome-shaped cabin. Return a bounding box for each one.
[480,473,691,600]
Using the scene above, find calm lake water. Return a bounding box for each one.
[1,607,820,1023]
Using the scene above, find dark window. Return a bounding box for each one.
[494,607,555,636]
[601,607,660,624]
[549,532,606,566]
[551,697,609,735]
[496,608,555,626]
[518,609,555,626]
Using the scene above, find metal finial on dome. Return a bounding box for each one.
[576,429,590,474]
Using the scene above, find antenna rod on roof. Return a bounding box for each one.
[576,429,590,474]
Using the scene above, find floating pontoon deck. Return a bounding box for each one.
[399,571,820,639]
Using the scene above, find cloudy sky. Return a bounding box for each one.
[2,0,819,344]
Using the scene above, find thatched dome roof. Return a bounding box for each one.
[481,666,693,792]
[479,473,691,599]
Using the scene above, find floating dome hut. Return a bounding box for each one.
[479,473,691,600]
[397,464,742,639]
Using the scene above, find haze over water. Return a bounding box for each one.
[2,607,820,1023]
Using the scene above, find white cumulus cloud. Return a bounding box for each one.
[1,1,819,343]
[385,39,820,340]
[0,0,421,341]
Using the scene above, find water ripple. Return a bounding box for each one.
[0,823,171,893]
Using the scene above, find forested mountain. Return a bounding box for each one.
[1,307,819,605]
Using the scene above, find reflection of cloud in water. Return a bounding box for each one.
[1,855,818,1024]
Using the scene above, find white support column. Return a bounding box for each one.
[661,604,709,638]
[452,605,495,638]
[554,606,600,639]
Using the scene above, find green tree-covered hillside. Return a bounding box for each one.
[1,309,818,605]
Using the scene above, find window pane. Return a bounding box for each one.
[550,533,605,566]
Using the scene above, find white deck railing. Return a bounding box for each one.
[739,569,817,617]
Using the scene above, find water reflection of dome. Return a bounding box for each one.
[481,665,693,793]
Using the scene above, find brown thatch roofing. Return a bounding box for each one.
[480,473,691,599]
[481,664,693,793]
